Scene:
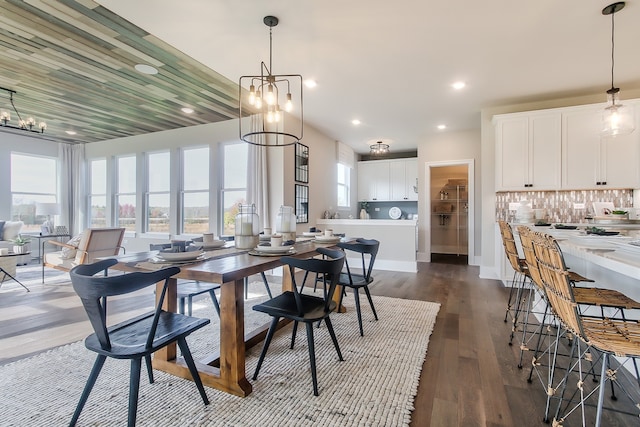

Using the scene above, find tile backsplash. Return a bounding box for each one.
[495,189,635,223]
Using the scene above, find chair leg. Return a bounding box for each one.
[362,286,378,321]
[290,321,299,349]
[69,355,107,426]
[253,316,280,380]
[127,358,142,427]
[178,297,186,315]
[187,295,193,317]
[208,290,221,316]
[144,355,154,383]
[353,288,364,337]
[177,337,210,405]
[305,322,319,396]
[594,353,609,427]
[260,272,273,298]
[324,317,344,361]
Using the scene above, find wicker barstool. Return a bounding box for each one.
[532,231,640,427]
[498,220,532,344]
[518,226,640,373]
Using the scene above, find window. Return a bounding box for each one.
[146,151,170,233]
[221,143,248,236]
[10,153,58,232]
[182,147,210,234]
[89,159,107,228]
[337,163,351,208]
[116,155,136,232]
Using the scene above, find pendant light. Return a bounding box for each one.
[370,141,390,155]
[601,2,634,137]
[239,16,303,147]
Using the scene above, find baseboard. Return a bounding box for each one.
[349,257,417,273]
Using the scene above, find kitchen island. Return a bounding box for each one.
[316,219,417,272]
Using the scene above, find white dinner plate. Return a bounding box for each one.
[389,206,402,220]
[254,245,295,254]
[156,250,204,261]
[302,231,322,237]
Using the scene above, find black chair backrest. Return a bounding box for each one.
[280,247,345,316]
[70,259,180,351]
[337,238,380,284]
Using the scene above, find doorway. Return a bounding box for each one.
[425,160,474,264]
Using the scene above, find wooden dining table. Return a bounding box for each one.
[106,239,344,397]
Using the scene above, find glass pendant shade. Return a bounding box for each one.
[602,90,635,137]
[602,106,634,137]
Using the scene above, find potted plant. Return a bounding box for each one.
[11,234,31,254]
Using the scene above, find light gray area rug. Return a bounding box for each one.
[1,290,439,426]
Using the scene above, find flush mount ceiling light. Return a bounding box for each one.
[134,64,158,75]
[181,107,194,114]
[239,15,303,147]
[601,2,634,137]
[0,87,46,134]
[370,140,390,155]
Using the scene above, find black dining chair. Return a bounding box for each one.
[69,259,210,427]
[150,243,221,316]
[336,238,380,336]
[252,247,345,396]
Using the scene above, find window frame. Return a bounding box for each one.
[10,152,58,233]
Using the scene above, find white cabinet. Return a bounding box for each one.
[494,112,561,191]
[357,160,390,201]
[495,100,640,191]
[390,159,418,201]
[358,159,418,202]
[563,105,640,189]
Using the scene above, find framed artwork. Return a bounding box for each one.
[295,184,309,223]
[295,143,309,183]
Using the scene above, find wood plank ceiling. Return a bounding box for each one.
[0,0,242,144]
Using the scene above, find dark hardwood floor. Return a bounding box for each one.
[1,260,638,426]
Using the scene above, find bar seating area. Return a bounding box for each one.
[500,225,640,426]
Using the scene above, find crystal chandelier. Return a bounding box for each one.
[0,87,46,134]
[601,2,634,137]
[370,141,390,155]
[239,16,303,147]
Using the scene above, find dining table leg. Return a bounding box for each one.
[151,276,252,397]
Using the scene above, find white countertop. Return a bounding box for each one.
[546,228,640,280]
[316,219,417,226]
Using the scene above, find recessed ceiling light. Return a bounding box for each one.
[135,64,158,75]
[304,79,317,88]
[181,107,194,114]
[65,130,77,135]
[451,81,466,90]
[437,124,447,130]
[351,119,361,125]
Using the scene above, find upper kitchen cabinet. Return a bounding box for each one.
[390,159,418,201]
[563,104,640,189]
[357,160,390,201]
[494,112,561,191]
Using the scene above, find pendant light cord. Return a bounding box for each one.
[610,11,615,90]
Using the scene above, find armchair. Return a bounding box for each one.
[42,228,125,283]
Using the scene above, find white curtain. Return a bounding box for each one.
[58,143,86,236]
[246,114,270,229]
